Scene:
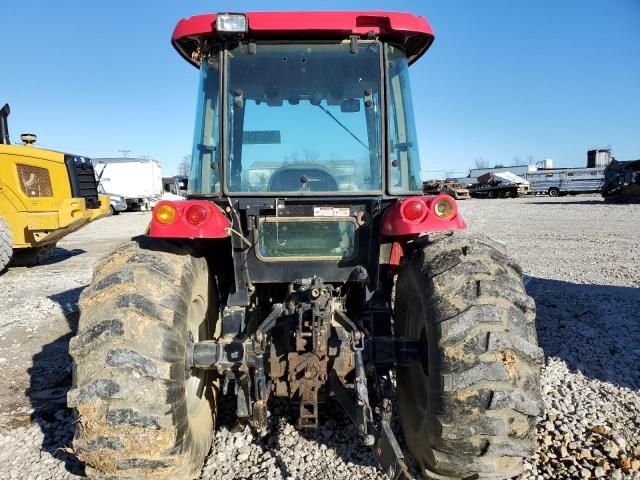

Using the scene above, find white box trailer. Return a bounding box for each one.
[95,158,163,210]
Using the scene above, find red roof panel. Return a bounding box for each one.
[172,11,434,66]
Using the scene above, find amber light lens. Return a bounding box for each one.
[401,199,426,222]
[433,198,454,218]
[155,204,177,224]
[185,205,207,225]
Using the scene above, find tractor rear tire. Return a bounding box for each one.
[394,233,542,479]
[0,217,13,271]
[10,242,56,267]
[68,237,217,480]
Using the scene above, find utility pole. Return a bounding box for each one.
[118,149,131,158]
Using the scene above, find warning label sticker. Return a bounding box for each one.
[313,207,351,217]
[332,207,350,217]
[314,207,334,217]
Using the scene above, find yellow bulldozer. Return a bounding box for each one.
[0,103,109,270]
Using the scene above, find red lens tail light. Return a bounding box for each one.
[185,204,207,225]
[400,198,426,222]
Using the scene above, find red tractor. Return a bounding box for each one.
[69,11,542,480]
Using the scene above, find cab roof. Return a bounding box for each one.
[172,11,434,67]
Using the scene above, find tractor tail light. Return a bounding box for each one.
[400,198,426,222]
[381,195,466,237]
[155,204,177,224]
[185,204,207,225]
[150,200,231,239]
[433,197,454,218]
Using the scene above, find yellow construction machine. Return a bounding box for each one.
[0,103,109,270]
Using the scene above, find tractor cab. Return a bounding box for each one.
[178,13,427,196]
[154,12,464,288]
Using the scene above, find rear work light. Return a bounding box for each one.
[216,13,248,33]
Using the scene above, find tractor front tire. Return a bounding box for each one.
[10,242,56,267]
[0,217,13,271]
[68,238,216,480]
[395,233,542,480]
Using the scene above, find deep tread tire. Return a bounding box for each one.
[395,233,542,480]
[68,237,217,480]
[10,242,56,267]
[0,217,13,271]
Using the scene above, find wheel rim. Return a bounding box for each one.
[185,280,209,419]
[400,293,429,413]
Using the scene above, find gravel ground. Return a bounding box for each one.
[0,196,638,480]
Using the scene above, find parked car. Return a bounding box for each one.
[98,185,127,215]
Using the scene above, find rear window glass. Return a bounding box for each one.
[258,219,356,259]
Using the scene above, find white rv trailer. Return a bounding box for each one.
[526,167,605,196]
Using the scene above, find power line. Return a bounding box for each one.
[118,149,131,158]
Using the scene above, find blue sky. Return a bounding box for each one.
[1,1,638,178]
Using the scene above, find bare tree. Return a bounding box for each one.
[302,148,319,162]
[474,157,489,169]
[178,154,191,176]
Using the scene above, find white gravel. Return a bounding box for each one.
[0,196,638,480]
